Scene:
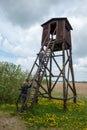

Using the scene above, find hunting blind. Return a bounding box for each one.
[22,18,77,110]
[41,18,72,51]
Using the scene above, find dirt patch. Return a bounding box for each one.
[0,111,27,130]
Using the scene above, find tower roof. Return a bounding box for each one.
[41,17,73,30]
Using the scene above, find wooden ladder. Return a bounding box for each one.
[24,40,55,108]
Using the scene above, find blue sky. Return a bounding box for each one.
[0,0,87,81]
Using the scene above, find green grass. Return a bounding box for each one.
[0,97,87,130]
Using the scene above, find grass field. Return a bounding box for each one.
[0,83,87,130]
[53,82,87,97]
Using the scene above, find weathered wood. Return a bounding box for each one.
[25,17,76,110]
[41,18,72,51]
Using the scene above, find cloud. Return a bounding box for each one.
[0,24,41,57]
[71,17,87,58]
[0,0,79,28]
[0,0,87,81]
[74,57,87,81]
[0,0,58,28]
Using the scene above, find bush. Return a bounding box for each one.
[0,62,26,103]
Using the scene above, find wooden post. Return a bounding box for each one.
[69,48,77,103]
[62,42,67,110]
[48,53,52,99]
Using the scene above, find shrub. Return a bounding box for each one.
[0,62,26,103]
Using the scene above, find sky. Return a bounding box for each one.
[0,0,87,81]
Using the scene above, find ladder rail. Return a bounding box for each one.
[24,41,55,107]
[39,42,55,81]
[27,22,56,80]
[27,30,51,80]
[24,27,56,108]
[29,41,55,107]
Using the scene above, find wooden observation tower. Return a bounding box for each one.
[26,17,77,110]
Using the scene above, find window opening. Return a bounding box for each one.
[50,22,56,40]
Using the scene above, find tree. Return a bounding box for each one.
[0,62,27,103]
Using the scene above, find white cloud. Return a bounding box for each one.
[15,56,36,70]
[0,22,41,56]
[0,0,87,81]
[78,57,87,68]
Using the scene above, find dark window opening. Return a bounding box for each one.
[50,22,56,40]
